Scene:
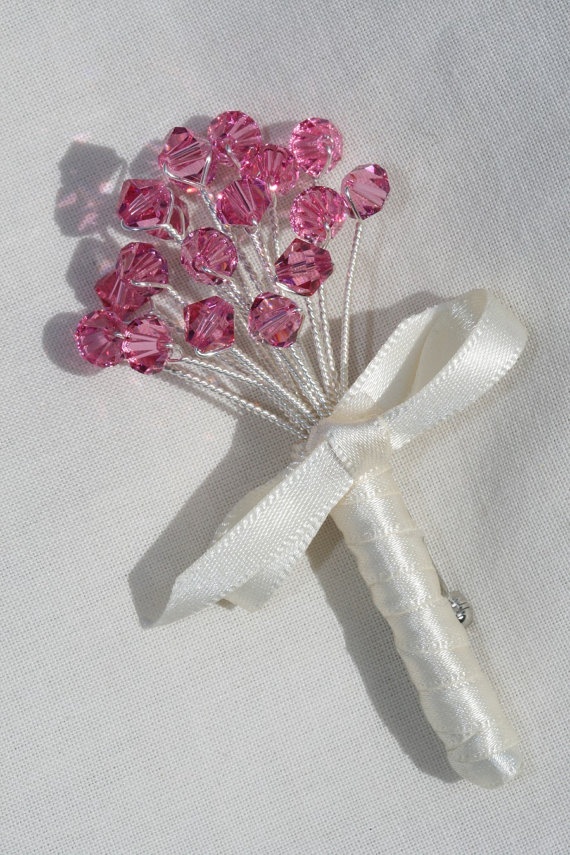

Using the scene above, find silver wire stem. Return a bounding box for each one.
[317,285,339,399]
[132,280,187,308]
[164,364,305,437]
[306,295,335,403]
[270,194,280,261]
[339,220,363,395]
[199,267,249,312]
[200,186,228,233]
[173,355,312,430]
[230,349,316,422]
[249,228,276,289]
[121,220,183,244]
[274,347,329,417]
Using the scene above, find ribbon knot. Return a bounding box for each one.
[324,417,392,480]
[148,290,526,627]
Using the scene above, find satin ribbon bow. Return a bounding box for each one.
[150,289,526,627]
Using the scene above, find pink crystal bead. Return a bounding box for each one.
[216,178,270,228]
[289,118,343,178]
[341,164,390,219]
[117,179,172,229]
[241,144,299,195]
[275,238,333,297]
[95,271,150,318]
[116,242,168,290]
[122,314,172,374]
[158,127,215,186]
[74,309,125,367]
[248,292,303,348]
[180,228,238,286]
[95,243,168,317]
[184,296,235,353]
[208,111,262,166]
[289,186,348,244]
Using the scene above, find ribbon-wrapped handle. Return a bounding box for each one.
[331,459,521,788]
[149,290,527,788]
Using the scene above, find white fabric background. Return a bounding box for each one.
[2,0,568,852]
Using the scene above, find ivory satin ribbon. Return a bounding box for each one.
[149,289,527,788]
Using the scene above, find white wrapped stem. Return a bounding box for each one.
[150,291,527,788]
[331,460,521,788]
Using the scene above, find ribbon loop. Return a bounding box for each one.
[149,290,527,627]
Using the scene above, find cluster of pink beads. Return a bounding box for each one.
[74,111,390,374]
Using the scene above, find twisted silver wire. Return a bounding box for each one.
[270,194,280,261]
[306,296,335,402]
[164,365,306,437]
[339,220,363,394]
[289,347,329,412]
[230,350,315,421]
[273,348,328,417]
[317,285,339,398]
[249,229,275,289]
[176,355,313,431]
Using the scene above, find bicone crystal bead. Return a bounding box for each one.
[95,271,150,317]
[289,186,348,244]
[184,296,235,353]
[95,243,168,317]
[207,111,262,166]
[74,309,125,367]
[117,179,187,240]
[274,238,333,296]
[180,228,238,286]
[122,314,172,374]
[341,164,390,219]
[117,179,172,229]
[248,292,303,347]
[116,242,168,289]
[216,178,271,228]
[158,127,215,186]
[289,118,343,178]
[241,144,299,195]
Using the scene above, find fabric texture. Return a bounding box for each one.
[1,0,569,852]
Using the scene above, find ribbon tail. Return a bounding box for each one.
[150,443,353,626]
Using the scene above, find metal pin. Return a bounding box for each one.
[447,591,473,627]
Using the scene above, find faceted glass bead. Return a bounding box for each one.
[180,228,238,286]
[116,242,168,290]
[207,111,262,166]
[158,127,215,186]
[95,271,150,317]
[274,238,333,296]
[289,118,343,178]
[122,314,172,374]
[184,296,235,353]
[289,186,348,244]
[216,178,270,228]
[248,292,303,348]
[341,164,390,219]
[117,179,172,229]
[74,309,125,367]
[240,144,299,195]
